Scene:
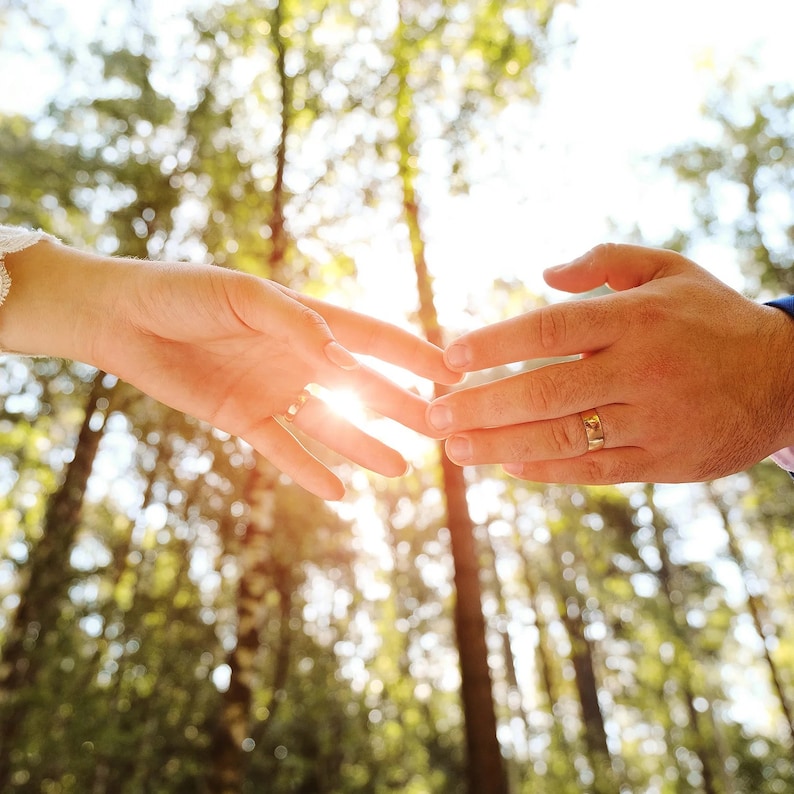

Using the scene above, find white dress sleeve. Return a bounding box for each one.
[0,224,58,307]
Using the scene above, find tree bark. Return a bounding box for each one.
[206,8,296,787]
[513,532,559,718]
[707,483,794,744]
[548,532,615,794]
[645,485,719,794]
[0,373,112,789]
[207,458,281,794]
[395,55,505,787]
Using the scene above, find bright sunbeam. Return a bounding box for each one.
[323,386,438,468]
[323,388,368,423]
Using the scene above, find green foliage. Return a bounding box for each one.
[662,80,794,294]
[3,3,794,794]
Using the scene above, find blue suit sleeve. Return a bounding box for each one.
[766,296,794,317]
[765,297,794,476]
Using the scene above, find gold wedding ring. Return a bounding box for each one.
[580,410,605,452]
[284,388,311,423]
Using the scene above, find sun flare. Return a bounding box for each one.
[322,388,368,423]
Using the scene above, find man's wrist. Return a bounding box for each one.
[765,297,794,470]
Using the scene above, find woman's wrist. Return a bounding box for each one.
[0,239,128,364]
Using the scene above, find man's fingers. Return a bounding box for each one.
[501,447,653,485]
[542,243,689,294]
[444,246,706,373]
[444,297,623,371]
[429,355,617,434]
[444,404,631,465]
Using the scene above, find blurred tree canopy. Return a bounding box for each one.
[1,2,794,793]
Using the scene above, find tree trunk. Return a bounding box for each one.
[269,0,290,275]
[645,485,719,794]
[548,533,615,794]
[208,455,294,793]
[206,7,297,786]
[439,455,506,793]
[707,483,794,743]
[513,531,559,718]
[481,531,532,788]
[395,57,505,785]
[482,530,531,734]
[0,373,113,789]
[562,610,613,792]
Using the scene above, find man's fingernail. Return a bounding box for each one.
[544,255,582,275]
[324,341,359,370]
[445,343,470,369]
[447,435,472,463]
[427,404,453,432]
[503,463,524,477]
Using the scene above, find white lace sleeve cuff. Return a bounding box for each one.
[0,224,58,307]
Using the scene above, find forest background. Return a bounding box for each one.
[2,1,794,793]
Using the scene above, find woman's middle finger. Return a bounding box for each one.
[321,362,439,437]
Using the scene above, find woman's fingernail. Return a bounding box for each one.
[427,404,453,432]
[445,343,470,369]
[447,435,472,463]
[503,463,525,477]
[324,341,359,370]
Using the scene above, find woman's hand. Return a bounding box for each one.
[426,244,794,484]
[2,240,460,499]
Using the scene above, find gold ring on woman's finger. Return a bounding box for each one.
[284,388,312,423]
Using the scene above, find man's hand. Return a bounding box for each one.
[427,244,794,484]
